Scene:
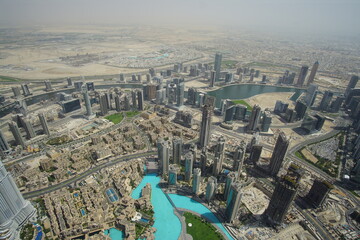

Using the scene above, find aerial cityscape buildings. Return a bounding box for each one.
[0,22,359,240]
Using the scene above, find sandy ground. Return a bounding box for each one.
[245,92,295,110]
[0,26,218,80]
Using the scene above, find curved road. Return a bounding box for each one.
[23,150,156,199]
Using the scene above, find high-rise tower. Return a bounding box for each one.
[137,90,144,111]
[306,179,333,208]
[82,86,94,119]
[345,75,359,97]
[264,165,303,225]
[192,168,201,195]
[213,136,225,176]
[185,152,194,182]
[21,118,35,140]
[172,138,182,165]
[214,53,222,82]
[224,172,237,201]
[8,122,26,149]
[247,105,261,132]
[0,160,36,240]
[38,113,50,136]
[0,130,10,154]
[225,182,242,223]
[157,139,170,175]
[269,132,289,176]
[233,144,245,174]
[296,65,309,87]
[199,104,213,148]
[205,176,217,202]
[200,148,207,176]
[307,61,319,86]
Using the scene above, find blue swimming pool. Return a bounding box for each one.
[169,194,234,240]
[104,228,124,240]
[106,188,119,202]
[80,208,86,216]
[131,174,182,240]
[139,218,149,223]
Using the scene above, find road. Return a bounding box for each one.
[23,150,156,199]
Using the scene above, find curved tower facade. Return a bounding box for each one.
[0,161,36,240]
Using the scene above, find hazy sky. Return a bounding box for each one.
[0,0,359,37]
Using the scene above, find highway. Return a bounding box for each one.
[23,150,157,199]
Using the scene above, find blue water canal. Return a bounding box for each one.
[207,83,304,108]
[131,173,182,240]
[106,173,234,240]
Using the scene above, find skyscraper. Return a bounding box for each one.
[44,80,53,91]
[224,172,237,201]
[172,138,182,165]
[157,139,169,175]
[11,87,21,98]
[345,75,359,97]
[185,152,194,182]
[67,77,72,87]
[21,84,31,96]
[249,145,262,165]
[306,179,333,208]
[192,168,201,195]
[8,122,26,149]
[269,132,289,176]
[294,100,308,119]
[200,148,207,176]
[176,80,184,107]
[304,84,318,107]
[0,160,36,240]
[247,105,261,132]
[21,118,35,139]
[210,71,216,87]
[213,136,225,176]
[168,166,178,185]
[124,95,130,111]
[224,106,236,122]
[319,91,334,111]
[0,130,10,154]
[225,183,242,223]
[105,92,112,110]
[131,91,137,109]
[199,104,212,148]
[99,94,108,116]
[307,61,319,86]
[38,113,50,136]
[82,86,94,118]
[137,90,144,111]
[233,144,245,174]
[261,111,272,132]
[214,53,222,82]
[115,95,121,112]
[264,166,303,225]
[296,65,309,87]
[205,176,217,202]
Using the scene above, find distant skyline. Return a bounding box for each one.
[0,0,359,37]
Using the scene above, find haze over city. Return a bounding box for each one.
[1,0,360,37]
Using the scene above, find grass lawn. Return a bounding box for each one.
[125,111,140,118]
[183,212,225,240]
[231,100,253,111]
[221,60,238,69]
[105,113,124,124]
[0,75,20,82]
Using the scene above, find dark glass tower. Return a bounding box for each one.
[269,132,289,176]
